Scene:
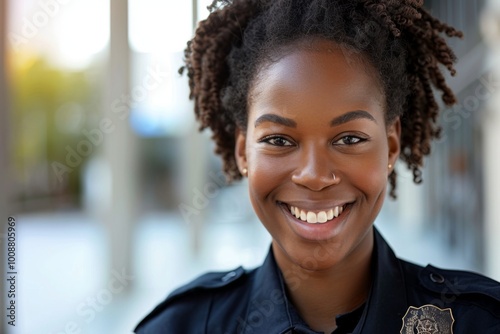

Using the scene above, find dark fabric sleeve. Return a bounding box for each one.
[135,292,212,334]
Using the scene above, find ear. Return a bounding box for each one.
[235,127,248,174]
[387,117,401,169]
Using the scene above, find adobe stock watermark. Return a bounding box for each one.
[178,170,236,225]
[9,0,72,52]
[231,288,285,334]
[234,239,342,333]
[429,278,467,309]
[51,65,169,183]
[437,71,500,143]
[338,18,388,65]
[47,267,134,334]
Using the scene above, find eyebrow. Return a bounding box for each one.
[330,110,377,126]
[254,114,297,128]
[254,110,377,128]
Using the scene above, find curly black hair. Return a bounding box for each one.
[179,0,463,198]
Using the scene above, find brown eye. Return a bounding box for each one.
[261,136,294,146]
[334,136,365,145]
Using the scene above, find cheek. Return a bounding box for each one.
[245,146,294,231]
[246,153,277,223]
[343,147,389,196]
[246,146,287,197]
[246,156,284,234]
[358,164,387,193]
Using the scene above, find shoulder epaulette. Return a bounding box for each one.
[419,265,500,316]
[135,266,246,331]
[167,266,246,299]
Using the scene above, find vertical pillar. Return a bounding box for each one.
[102,0,138,287]
[192,0,198,29]
[481,2,500,281]
[180,124,209,257]
[0,0,9,333]
[181,0,208,256]
[0,0,8,330]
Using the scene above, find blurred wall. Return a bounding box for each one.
[1,1,500,333]
[1,0,9,331]
[482,0,500,280]
[422,0,494,273]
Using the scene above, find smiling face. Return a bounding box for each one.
[235,39,400,271]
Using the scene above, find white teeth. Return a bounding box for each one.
[327,209,334,220]
[306,212,317,224]
[333,206,339,218]
[317,211,327,223]
[289,205,345,224]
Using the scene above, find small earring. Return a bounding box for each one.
[332,173,336,181]
[242,168,248,176]
[388,164,393,169]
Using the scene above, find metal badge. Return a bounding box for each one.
[400,304,455,334]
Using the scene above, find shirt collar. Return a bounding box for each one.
[352,227,408,333]
[244,227,408,334]
[244,245,317,333]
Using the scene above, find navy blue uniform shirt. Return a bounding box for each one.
[135,228,500,333]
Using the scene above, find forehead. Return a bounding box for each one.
[249,40,385,117]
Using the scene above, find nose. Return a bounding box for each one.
[291,145,340,191]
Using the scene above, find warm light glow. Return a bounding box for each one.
[7,0,109,70]
[53,0,110,69]
[129,0,193,53]
[198,0,215,21]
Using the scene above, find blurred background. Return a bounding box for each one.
[0,0,500,333]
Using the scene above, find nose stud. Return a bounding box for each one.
[332,172,336,181]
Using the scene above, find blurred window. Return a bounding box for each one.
[8,0,109,211]
[128,0,194,137]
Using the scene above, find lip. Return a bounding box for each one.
[278,201,353,241]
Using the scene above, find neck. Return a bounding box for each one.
[274,231,374,333]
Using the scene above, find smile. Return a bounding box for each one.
[286,204,346,224]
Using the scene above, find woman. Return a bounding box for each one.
[135,0,500,333]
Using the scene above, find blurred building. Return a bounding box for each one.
[423,0,488,271]
[1,0,500,333]
[422,0,500,278]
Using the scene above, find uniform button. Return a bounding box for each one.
[430,273,445,284]
[221,271,237,282]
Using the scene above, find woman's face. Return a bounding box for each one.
[235,40,400,271]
